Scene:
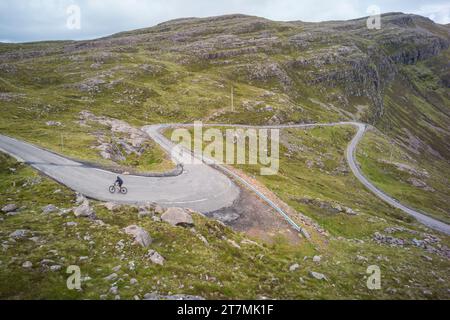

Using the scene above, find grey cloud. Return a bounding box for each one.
[0,0,449,43]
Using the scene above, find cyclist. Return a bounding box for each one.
[115,176,124,189]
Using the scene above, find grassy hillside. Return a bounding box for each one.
[0,12,449,299]
[1,152,449,299]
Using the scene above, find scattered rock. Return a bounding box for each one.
[79,110,152,163]
[42,204,59,214]
[104,273,118,281]
[94,219,106,226]
[46,121,62,127]
[40,259,55,266]
[130,278,138,285]
[387,288,397,294]
[191,229,209,246]
[50,265,62,272]
[356,255,369,262]
[138,208,152,219]
[241,239,261,247]
[145,250,165,266]
[313,256,322,264]
[373,231,449,259]
[161,208,194,227]
[152,216,161,222]
[22,261,33,269]
[2,204,18,213]
[112,265,122,272]
[59,209,72,216]
[154,205,164,215]
[373,232,405,247]
[116,240,125,251]
[9,229,28,240]
[75,193,87,205]
[29,237,40,243]
[73,202,96,219]
[289,263,300,272]
[103,202,121,211]
[6,211,21,217]
[143,292,204,300]
[65,222,78,227]
[408,178,434,192]
[123,225,152,247]
[227,239,241,249]
[309,271,327,281]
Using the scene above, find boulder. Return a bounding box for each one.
[22,261,33,269]
[161,208,194,227]
[73,202,96,219]
[146,250,165,266]
[2,204,18,213]
[123,225,152,247]
[103,202,121,211]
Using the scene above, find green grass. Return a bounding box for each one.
[0,97,174,173]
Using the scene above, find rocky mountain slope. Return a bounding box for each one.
[0,12,449,299]
[0,12,448,156]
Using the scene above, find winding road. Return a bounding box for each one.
[0,132,240,213]
[0,121,449,235]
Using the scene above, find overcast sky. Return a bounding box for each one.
[1,0,449,43]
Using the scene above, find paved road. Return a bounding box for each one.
[0,133,240,213]
[345,122,450,235]
[1,121,448,235]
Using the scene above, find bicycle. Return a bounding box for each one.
[109,184,128,195]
